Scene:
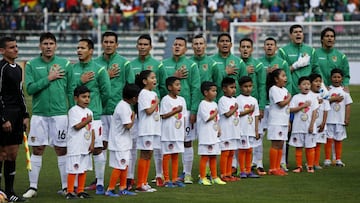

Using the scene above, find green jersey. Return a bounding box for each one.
[259,55,293,102]
[278,42,321,95]
[130,55,167,98]
[162,55,201,114]
[94,53,134,115]
[242,56,266,110]
[315,47,350,86]
[211,52,247,97]
[25,55,73,116]
[190,54,222,88]
[72,59,111,120]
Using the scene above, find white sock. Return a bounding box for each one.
[232,150,238,168]
[102,149,107,163]
[281,143,287,164]
[57,155,67,189]
[332,142,336,161]
[252,137,264,168]
[153,148,163,178]
[127,147,137,179]
[182,147,193,176]
[93,153,105,186]
[29,155,42,189]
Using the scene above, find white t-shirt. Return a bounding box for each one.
[108,100,133,151]
[160,95,187,142]
[218,96,240,141]
[197,100,220,145]
[312,92,331,132]
[268,85,290,126]
[327,86,353,125]
[138,89,161,136]
[237,94,260,137]
[290,92,319,133]
[67,105,93,156]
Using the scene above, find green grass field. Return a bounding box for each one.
[13,86,360,203]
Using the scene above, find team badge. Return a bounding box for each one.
[153,113,160,121]
[333,103,340,112]
[168,143,174,150]
[230,105,239,126]
[120,159,126,165]
[332,56,337,62]
[31,137,36,143]
[74,164,79,170]
[293,137,297,143]
[279,131,282,137]
[145,140,152,147]
[147,66,153,70]
[207,145,213,152]
[202,64,208,71]
[174,108,182,129]
[241,139,246,146]
[224,141,229,148]
[247,116,253,124]
[112,63,119,69]
[51,64,61,71]
[300,113,308,121]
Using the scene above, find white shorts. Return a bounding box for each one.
[101,115,112,142]
[316,132,327,144]
[198,143,220,155]
[252,133,265,148]
[109,150,130,170]
[28,115,68,147]
[327,124,347,141]
[161,141,184,154]
[136,135,161,150]
[238,136,250,149]
[219,139,238,151]
[249,136,259,148]
[66,154,92,174]
[258,106,269,133]
[289,133,316,148]
[267,125,288,141]
[185,111,197,142]
[92,120,104,148]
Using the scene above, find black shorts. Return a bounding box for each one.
[0,108,24,146]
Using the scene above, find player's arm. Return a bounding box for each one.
[74,114,92,130]
[158,63,168,99]
[290,100,310,113]
[341,54,350,90]
[124,111,135,129]
[161,105,182,119]
[125,61,135,84]
[277,93,291,107]
[25,62,52,95]
[255,115,260,140]
[189,62,201,123]
[318,110,328,132]
[98,66,111,107]
[65,62,76,108]
[145,96,159,115]
[308,108,318,134]
[239,105,254,117]
[257,63,267,111]
[206,109,218,122]
[224,103,238,118]
[89,129,95,153]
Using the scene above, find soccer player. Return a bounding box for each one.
[71,39,111,194]
[65,85,95,199]
[130,34,167,187]
[0,36,29,202]
[162,37,201,184]
[211,33,247,98]
[23,32,73,198]
[315,27,350,91]
[85,31,135,192]
[278,24,321,171]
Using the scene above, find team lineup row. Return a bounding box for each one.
[0,24,351,201]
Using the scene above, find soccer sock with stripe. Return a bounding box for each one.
[4,160,15,194]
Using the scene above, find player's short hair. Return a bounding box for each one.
[331,68,344,77]
[166,76,180,90]
[40,32,56,43]
[298,76,310,85]
[74,85,90,97]
[240,38,253,46]
[309,73,322,83]
[0,36,16,48]
[201,81,216,95]
[175,37,187,46]
[101,31,118,43]
[320,27,336,40]
[289,24,303,34]
[221,77,235,88]
[239,76,253,86]
[123,83,141,99]
[193,34,206,41]
[79,38,94,49]
[137,34,152,46]
[217,33,232,43]
[264,37,277,45]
